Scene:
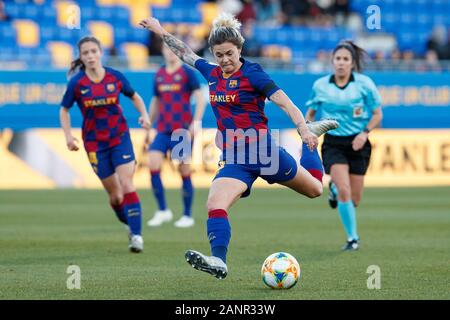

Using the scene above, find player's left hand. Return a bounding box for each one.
[139,117,151,130]
[352,132,368,151]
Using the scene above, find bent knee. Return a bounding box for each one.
[206,195,228,212]
[307,184,323,198]
[109,193,124,206]
[120,181,135,194]
[206,198,218,212]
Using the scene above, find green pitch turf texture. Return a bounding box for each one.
[0,187,448,300]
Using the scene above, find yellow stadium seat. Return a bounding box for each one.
[87,21,114,48]
[55,1,80,28]
[280,46,292,62]
[262,45,277,59]
[150,0,171,7]
[121,42,149,70]
[47,41,74,69]
[13,20,40,47]
[115,0,134,6]
[129,3,152,27]
[96,0,118,6]
[161,23,176,34]
[96,0,146,5]
[200,2,219,26]
[176,23,190,37]
[192,24,209,40]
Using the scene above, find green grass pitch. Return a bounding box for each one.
[0,187,448,299]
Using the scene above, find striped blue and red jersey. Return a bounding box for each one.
[61,67,135,152]
[194,57,280,151]
[153,64,200,133]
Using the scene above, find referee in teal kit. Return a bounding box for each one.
[305,40,383,251]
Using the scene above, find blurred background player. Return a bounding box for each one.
[60,36,151,253]
[145,43,206,228]
[140,13,338,279]
[305,40,382,251]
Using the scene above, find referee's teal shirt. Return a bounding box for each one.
[306,73,382,136]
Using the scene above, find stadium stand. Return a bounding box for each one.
[0,0,449,70]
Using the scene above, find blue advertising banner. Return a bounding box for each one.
[1,70,449,130]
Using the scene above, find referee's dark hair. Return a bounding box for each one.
[332,40,368,72]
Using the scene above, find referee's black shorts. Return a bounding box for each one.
[321,133,372,175]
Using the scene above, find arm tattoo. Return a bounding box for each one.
[162,34,199,67]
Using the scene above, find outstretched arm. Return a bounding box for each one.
[269,89,318,151]
[139,17,201,68]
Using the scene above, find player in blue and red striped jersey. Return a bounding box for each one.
[145,43,206,229]
[140,14,338,278]
[59,36,151,253]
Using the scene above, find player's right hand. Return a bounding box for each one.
[66,136,79,151]
[139,17,164,35]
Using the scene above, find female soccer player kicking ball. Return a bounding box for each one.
[140,14,338,277]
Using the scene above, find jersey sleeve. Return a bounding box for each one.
[305,81,321,111]
[114,70,136,98]
[184,66,201,91]
[60,77,77,109]
[153,73,160,97]
[247,64,280,98]
[194,58,217,80]
[363,76,382,111]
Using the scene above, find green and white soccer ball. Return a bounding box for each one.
[261,252,301,289]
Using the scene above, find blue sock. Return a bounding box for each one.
[337,201,359,241]
[182,176,194,217]
[150,170,167,211]
[111,202,127,225]
[123,192,142,236]
[207,209,231,263]
[300,143,324,182]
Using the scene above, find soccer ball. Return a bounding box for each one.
[261,252,301,289]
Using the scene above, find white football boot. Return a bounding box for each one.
[306,119,339,137]
[174,215,195,228]
[147,209,173,227]
[129,235,143,253]
[185,250,228,279]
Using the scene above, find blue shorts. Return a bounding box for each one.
[214,147,297,198]
[149,132,192,161]
[87,132,135,180]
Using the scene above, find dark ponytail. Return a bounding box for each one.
[332,40,367,72]
[68,36,102,77]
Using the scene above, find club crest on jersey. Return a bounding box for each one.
[174,74,182,81]
[228,80,238,88]
[106,83,116,93]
